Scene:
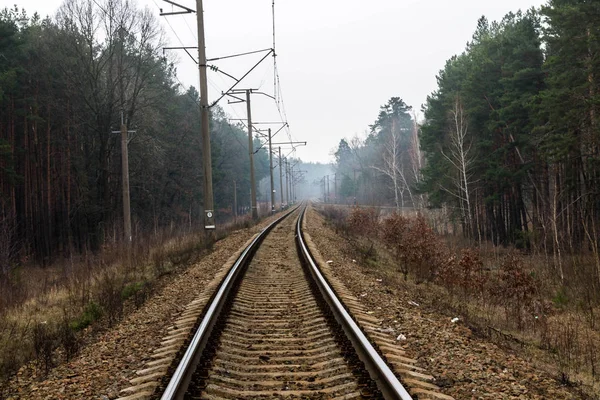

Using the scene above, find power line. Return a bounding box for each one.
[182,14,197,41]
[156,0,296,158]
[271,0,295,146]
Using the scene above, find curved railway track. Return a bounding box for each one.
[118,205,452,400]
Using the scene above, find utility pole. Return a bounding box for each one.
[290,165,296,204]
[112,112,136,243]
[121,119,132,243]
[285,158,290,206]
[161,0,283,230]
[326,175,330,204]
[233,179,237,224]
[278,147,284,210]
[334,173,337,204]
[268,128,275,213]
[246,90,258,220]
[196,0,216,234]
[354,168,358,205]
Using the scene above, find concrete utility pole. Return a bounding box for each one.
[112,112,136,243]
[233,179,237,224]
[246,90,258,220]
[196,0,216,233]
[278,147,284,209]
[290,165,296,204]
[354,168,358,205]
[285,158,290,206]
[334,173,337,204]
[120,120,132,243]
[268,129,275,213]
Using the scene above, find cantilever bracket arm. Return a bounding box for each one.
[224,93,246,103]
[160,0,195,15]
[209,49,274,108]
[253,91,276,101]
[272,141,306,146]
[271,123,288,140]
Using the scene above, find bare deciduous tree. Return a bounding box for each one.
[55,0,167,245]
[372,119,413,210]
[440,96,476,237]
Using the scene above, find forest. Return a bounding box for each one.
[0,0,599,392]
[333,1,600,283]
[0,1,277,270]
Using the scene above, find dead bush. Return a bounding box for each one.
[33,321,57,375]
[457,249,487,297]
[319,206,348,234]
[95,270,124,327]
[152,246,172,277]
[405,214,447,282]
[59,313,79,361]
[436,254,460,292]
[494,254,538,329]
[380,212,411,279]
[347,207,380,261]
[0,317,29,380]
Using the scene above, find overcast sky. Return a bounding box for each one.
[13,0,546,163]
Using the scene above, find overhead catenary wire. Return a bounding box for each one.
[149,0,256,155]
[270,0,294,146]
[182,13,197,41]
[272,0,277,103]
[155,0,297,159]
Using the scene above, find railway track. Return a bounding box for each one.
[118,205,452,400]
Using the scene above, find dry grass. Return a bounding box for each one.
[0,214,255,383]
[317,204,600,397]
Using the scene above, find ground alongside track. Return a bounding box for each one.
[304,206,581,400]
[1,205,585,399]
[0,216,281,400]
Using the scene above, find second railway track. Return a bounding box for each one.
[119,205,451,400]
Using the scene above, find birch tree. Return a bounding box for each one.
[369,97,414,209]
[408,112,425,209]
[440,96,476,236]
[372,121,403,210]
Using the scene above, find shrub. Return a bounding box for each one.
[405,214,447,282]
[457,249,486,297]
[122,281,149,308]
[320,206,347,233]
[379,212,451,282]
[495,254,538,329]
[437,254,460,291]
[347,207,379,261]
[96,271,124,327]
[347,207,379,237]
[70,301,103,332]
[0,317,28,379]
[381,213,410,279]
[33,321,57,375]
[59,313,79,361]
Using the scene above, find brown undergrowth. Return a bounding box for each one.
[0,215,254,384]
[318,204,600,397]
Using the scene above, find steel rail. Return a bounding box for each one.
[295,206,413,400]
[160,206,298,400]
